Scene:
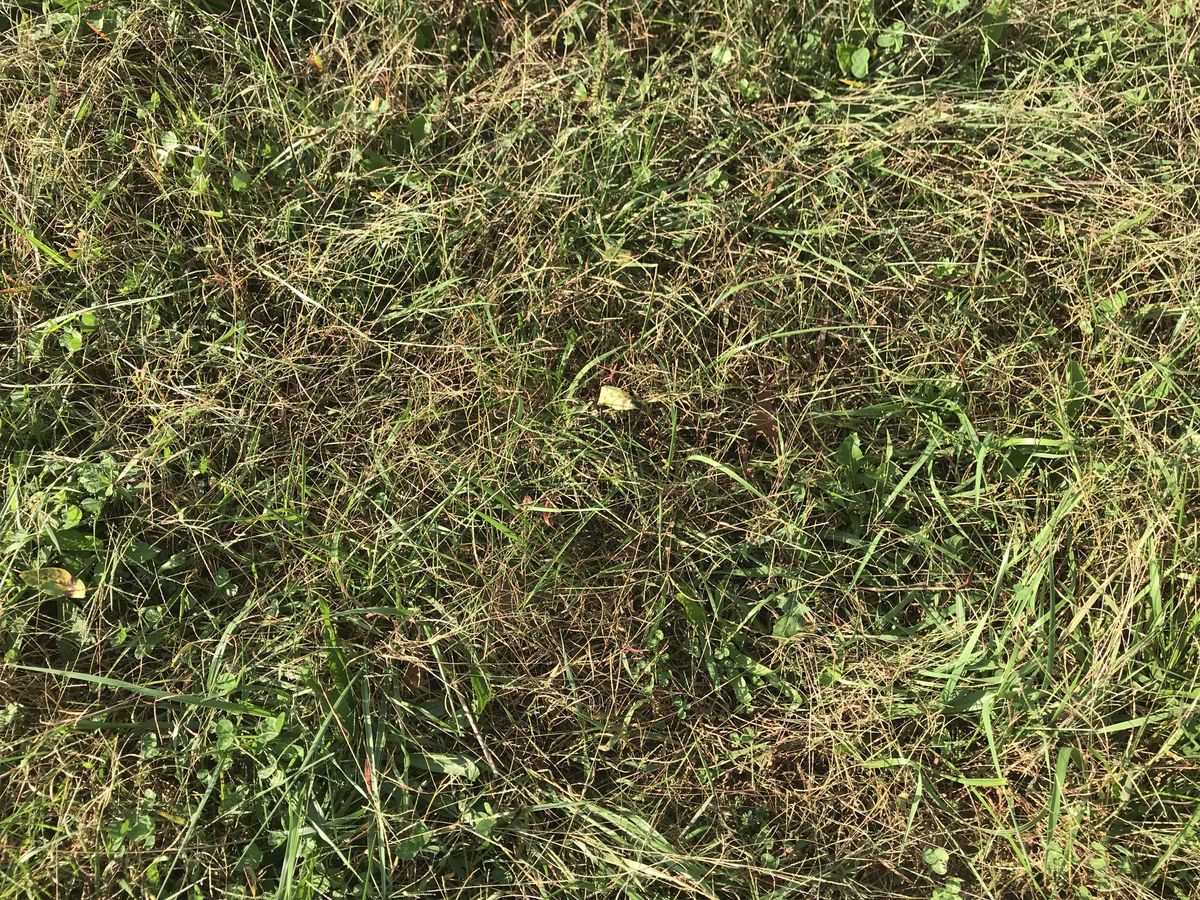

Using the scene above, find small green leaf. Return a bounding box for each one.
[836,44,855,75]
[850,47,870,79]
[58,505,84,530]
[1066,360,1088,420]
[125,541,160,565]
[394,821,431,860]
[1096,290,1127,323]
[47,11,77,31]
[214,718,237,752]
[877,23,904,49]
[230,170,251,192]
[923,846,950,875]
[60,329,84,354]
[473,811,497,837]
[237,842,263,872]
[157,131,179,166]
[711,44,734,69]
[931,878,963,900]
[1044,839,1069,878]
[0,703,20,727]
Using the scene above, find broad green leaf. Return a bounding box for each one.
[410,752,480,780]
[675,591,707,628]
[408,114,427,142]
[394,821,431,860]
[773,613,805,638]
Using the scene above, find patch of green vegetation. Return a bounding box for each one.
[2,1,1199,897]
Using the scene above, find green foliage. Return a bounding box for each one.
[2,1,1199,898]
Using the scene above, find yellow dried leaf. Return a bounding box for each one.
[598,385,636,411]
[19,567,86,599]
[308,47,324,72]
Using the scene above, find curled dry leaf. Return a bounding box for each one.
[598,385,636,411]
[19,567,87,599]
[522,494,555,527]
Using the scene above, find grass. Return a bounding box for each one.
[2,0,1199,897]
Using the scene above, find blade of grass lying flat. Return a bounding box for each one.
[10,664,272,717]
[1047,745,1079,842]
[571,800,717,898]
[155,758,224,900]
[1151,804,1200,879]
[0,207,71,269]
[713,325,857,367]
[686,453,770,502]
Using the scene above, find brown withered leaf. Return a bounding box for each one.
[752,384,779,445]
